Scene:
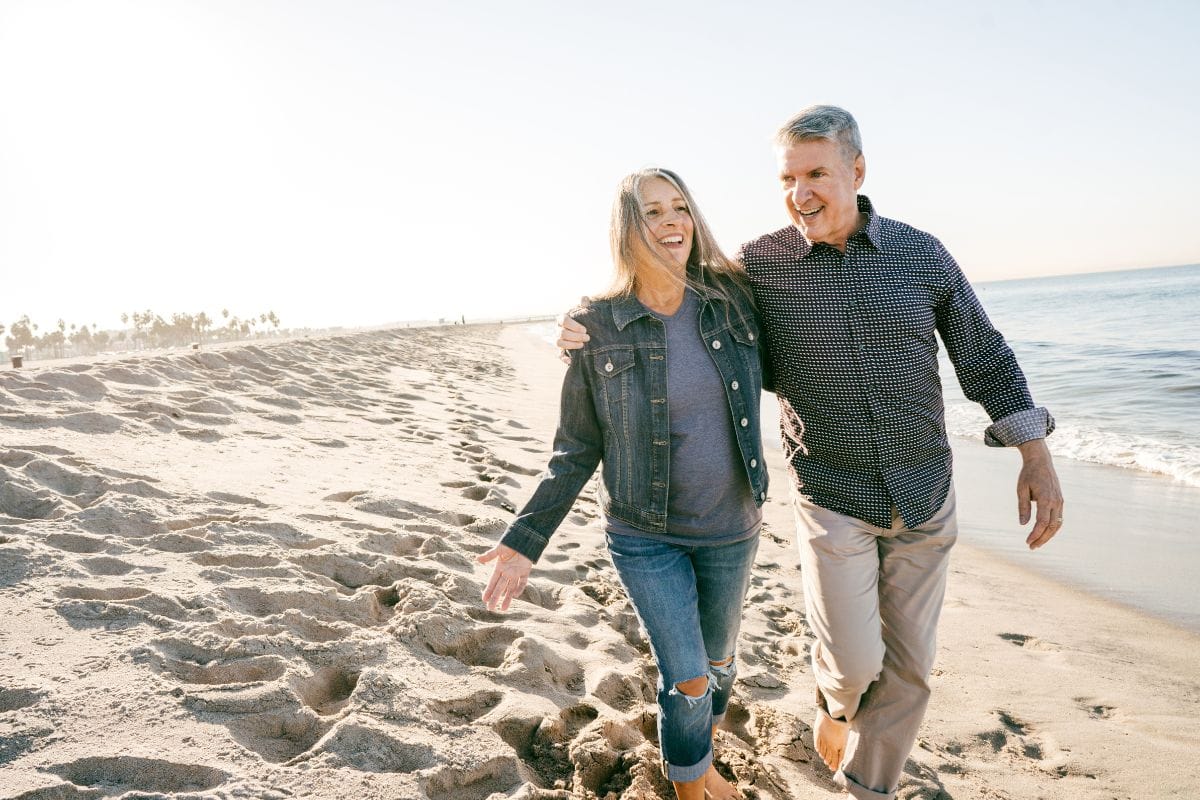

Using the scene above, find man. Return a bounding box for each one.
[558,105,1063,800]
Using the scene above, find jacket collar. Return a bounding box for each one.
[609,272,722,331]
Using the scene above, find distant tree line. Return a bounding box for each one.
[3,309,282,360]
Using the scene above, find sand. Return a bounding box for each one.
[0,323,1197,799]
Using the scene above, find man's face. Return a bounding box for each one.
[775,138,865,250]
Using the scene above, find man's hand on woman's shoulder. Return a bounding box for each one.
[556,313,589,350]
[555,297,592,363]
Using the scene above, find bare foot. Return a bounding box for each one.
[813,708,849,773]
[704,764,743,799]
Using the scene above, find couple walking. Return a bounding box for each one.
[479,105,1064,800]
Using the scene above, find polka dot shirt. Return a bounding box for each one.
[738,195,1054,529]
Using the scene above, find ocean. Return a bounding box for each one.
[943,263,1200,488]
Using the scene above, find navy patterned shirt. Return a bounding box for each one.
[738,195,1053,529]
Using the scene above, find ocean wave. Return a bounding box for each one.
[944,402,1200,488]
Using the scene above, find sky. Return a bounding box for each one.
[2,0,1198,332]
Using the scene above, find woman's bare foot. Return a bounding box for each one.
[813,708,849,773]
[704,764,743,799]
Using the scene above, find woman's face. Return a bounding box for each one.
[634,177,694,272]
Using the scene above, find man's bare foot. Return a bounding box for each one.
[813,708,849,773]
[704,764,743,799]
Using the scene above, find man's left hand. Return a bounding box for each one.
[1016,438,1064,550]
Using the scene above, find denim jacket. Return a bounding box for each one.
[502,276,769,563]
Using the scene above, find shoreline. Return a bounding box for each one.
[756,395,1200,634]
[950,434,1200,633]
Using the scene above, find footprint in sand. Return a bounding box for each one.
[292,719,437,772]
[55,585,192,626]
[457,482,517,513]
[43,532,110,553]
[1074,696,1117,720]
[590,669,651,713]
[421,756,522,800]
[0,686,45,713]
[151,650,289,686]
[428,624,524,669]
[45,756,229,795]
[290,666,360,716]
[428,689,504,724]
[999,632,1061,652]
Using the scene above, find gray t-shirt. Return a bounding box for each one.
[606,288,761,545]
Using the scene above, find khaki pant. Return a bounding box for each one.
[793,487,958,800]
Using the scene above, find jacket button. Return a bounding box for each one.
[731,380,739,390]
[759,491,766,501]
[711,340,722,349]
[740,418,748,427]
[750,458,757,468]
[605,361,614,372]
[748,332,755,341]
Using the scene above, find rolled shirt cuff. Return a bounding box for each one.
[499,521,550,563]
[984,407,1055,448]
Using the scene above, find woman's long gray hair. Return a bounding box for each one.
[600,168,752,312]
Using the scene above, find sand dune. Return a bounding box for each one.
[1,325,1197,799]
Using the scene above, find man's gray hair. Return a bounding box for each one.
[774,105,863,162]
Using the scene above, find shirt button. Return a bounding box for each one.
[750,458,758,468]
[740,418,748,427]
[731,380,739,390]
[605,361,614,372]
[711,340,721,349]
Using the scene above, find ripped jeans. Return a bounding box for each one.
[606,531,760,783]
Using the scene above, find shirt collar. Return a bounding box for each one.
[856,194,884,249]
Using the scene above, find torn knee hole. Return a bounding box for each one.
[673,675,710,698]
[709,655,736,677]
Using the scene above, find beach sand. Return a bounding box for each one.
[1,323,1197,799]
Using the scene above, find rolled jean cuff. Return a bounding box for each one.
[665,746,713,784]
[837,769,894,800]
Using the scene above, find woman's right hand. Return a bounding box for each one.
[477,544,534,612]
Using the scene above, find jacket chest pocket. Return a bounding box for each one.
[591,347,639,436]
[726,319,763,381]
[594,347,636,379]
[730,320,759,348]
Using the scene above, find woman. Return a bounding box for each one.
[478,168,767,800]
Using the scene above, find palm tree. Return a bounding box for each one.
[195,312,211,341]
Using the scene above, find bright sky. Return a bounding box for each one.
[2,0,1198,331]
